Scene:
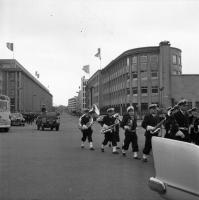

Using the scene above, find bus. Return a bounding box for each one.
[0,95,11,132]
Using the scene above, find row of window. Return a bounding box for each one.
[172,55,181,65]
[127,86,159,95]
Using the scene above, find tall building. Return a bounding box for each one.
[0,59,53,113]
[86,70,101,109]
[86,41,199,117]
[68,97,77,112]
[80,76,88,112]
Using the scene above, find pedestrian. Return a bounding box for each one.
[188,107,199,144]
[170,99,190,142]
[78,108,94,150]
[141,104,164,162]
[120,105,139,159]
[101,108,120,154]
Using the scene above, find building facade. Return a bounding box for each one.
[86,70,101,109]
[0,59,53,113]
[80,76,88,112]
[86,41,199,117]
[68,97,77,112]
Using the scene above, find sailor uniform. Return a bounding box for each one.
[171,110,190,142]
[141,113,162,156]
[79,113,94,149]
[101,114,118,153]
[120,113,138,154]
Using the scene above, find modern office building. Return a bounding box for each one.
[0,59,53,113]
[68,97,77,112]
[85,70,101,109]
[86,41,199,117]
[80,76,88,112]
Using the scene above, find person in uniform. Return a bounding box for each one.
[188,107,199,144]
[78,108,94,150]
[120,106,139,159]
[170,99,190,142]
[101,108,119,154]
[141,104,163,162]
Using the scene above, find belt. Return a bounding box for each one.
[179,127,188,131]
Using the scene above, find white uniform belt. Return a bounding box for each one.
[179,127,188,131]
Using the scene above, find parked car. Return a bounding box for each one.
[36,112,60,131]
[10,113,25,126]
[148,137,199,200]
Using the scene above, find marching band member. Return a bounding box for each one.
[78,108,94,150]
[141,104,163,162]
[120,106,139,159]
[188,107,199,144]
[170,99,190,142]
[101,108,119,154]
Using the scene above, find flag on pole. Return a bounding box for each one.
[82,65,90,74]
[94,48,101,60]
[35,71,40,78]
[6,42,14,51]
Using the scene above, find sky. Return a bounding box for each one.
[0,0,199,106]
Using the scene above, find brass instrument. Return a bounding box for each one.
[100,113,121,134]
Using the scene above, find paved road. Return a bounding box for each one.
[0,113,161,200]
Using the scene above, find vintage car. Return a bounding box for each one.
[36,112,60,131]
[148,137,199,200]
[10,113,25,126]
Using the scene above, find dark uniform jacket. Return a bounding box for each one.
[102,115,116,126]
[120,113,137,133]
[171,110,190,141]
[141,114,162,136]
[79,114,93,131]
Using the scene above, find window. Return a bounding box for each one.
[140,55,147,63]
[141,87,148,95]
[140,71,147,79]
[132,87,138,95]
[151,70,158,78]
[150,55,158,63]
[152,86,158,94]
[178,56,181,65]
[172,55,177,64]
[132,56,137,64]
[126,88,130,95]
[132,72,138,79]
[195,101,199,108]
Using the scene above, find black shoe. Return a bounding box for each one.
[133,156,139,160]
[108,144,112,147]
[122,152,126,156]
[101,148,104,152]
[90,147,95,151]
[116,146,120,150]
[112,151,119,154]
[81,146,84,149]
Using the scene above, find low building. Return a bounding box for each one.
[0,59,53,113]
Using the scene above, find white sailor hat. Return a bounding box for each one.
[107,107,115,112]
[149,104,158,109]
[127,106,134,112]
[177,99,188,106]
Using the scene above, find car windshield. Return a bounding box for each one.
[12,113,22,118]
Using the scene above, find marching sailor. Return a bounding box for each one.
[78,108,94,150]
[188,107,199,144]
[101,108,119,154]
[171,99,190,142]
[120,106,139,159]
[141,104,163,162]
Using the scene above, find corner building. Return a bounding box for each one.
[100,41,182,116]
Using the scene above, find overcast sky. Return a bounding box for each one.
[0,0,199,106]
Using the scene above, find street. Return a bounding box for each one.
[0,113,160,200]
